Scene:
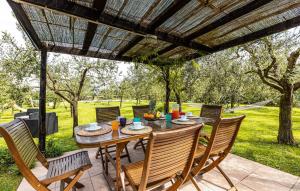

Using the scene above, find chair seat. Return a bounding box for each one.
[123,161,144,187]
[45,151,92,183]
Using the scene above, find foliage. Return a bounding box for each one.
[47,55,118,134]
[240,29,300,145]
[45,138,63,158]
[196,47,275,107]
[0,32,39,108]
[0,147,19,175]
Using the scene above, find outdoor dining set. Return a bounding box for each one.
[0,104,245,191]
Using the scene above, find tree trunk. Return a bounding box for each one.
[72,102,78,137]
[175,91,182,112]
[70,103,73,117]
[165,68,170,114]
[230,94,235,109]
[29,96,34,107]
[120,94,123,108]
[277,87,295,145]
[52,98,57,109]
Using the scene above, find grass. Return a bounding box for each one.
[0,100,300,190]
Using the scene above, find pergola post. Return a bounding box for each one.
[38,49,47,154]
[165,66,170,114]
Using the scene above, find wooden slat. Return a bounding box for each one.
[96,106,120,123]
[17,0,212,55]
[81,0,107,54]
[132,105,149,118]
[185,0,274,40]
[212,15,300,52]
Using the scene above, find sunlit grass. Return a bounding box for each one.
[0,101,300,190]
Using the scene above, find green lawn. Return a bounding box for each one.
[0,101,300,190]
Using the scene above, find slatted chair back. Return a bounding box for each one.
[210,115,245,155]
[139,124,203,191]
[95,107,120,123]
[0,119,49,190]
[192,115,245,176]
[200,104,222,125]
[132,105,150,119]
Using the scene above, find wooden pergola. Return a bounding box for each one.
[7,0,300,152]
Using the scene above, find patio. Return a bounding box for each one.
[18,142,300,191]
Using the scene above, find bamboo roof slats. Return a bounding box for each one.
[195,0,300,46]
[7,0,300,63]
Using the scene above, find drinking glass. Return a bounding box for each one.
[111,120,119,131]
[133,117,141,122]
[165,114,172,122]
[120,117,127,127]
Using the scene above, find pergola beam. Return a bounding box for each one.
[185,0,274,41]
[148,0,191,32]
[15,0,213,53]
[47,45,133,62]
[185,15,300,60]
[159,0,274,57]
[213,15,300,52]
[116,36,144,58]
[81,0,107,54]
[117,0,192,57]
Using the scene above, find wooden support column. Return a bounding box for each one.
[164,66,170,114]
[39,49,47,153]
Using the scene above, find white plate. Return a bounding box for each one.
[129,125,145,131]
[178,118,189,122]
[85,124,102,132]
[187,116,200,119]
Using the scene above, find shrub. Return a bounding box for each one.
[45,138,63,158]
[0,147,19,175]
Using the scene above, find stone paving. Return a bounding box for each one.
[18,142,300,191]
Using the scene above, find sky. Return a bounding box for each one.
[0,2,24,43]
[0,2,130,77]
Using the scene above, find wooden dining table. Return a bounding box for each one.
[74,117,214,191]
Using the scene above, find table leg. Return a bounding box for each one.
[115,142,126,191]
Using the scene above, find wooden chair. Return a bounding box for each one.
[95,107,131,168]
[122,124,203,191]
[188,115,246,191]
[132,105,150,152]
[200,104,223,126]
[0,119,92,191]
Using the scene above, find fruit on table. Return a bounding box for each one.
[156,111,161,118]
[144,113,155,119]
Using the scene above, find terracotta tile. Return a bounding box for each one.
[77,178,94,191]
[80,170,91,180]
[88,163,102,177]
[241,173,291,191]
[180,180,211,191]
[91,174,110,191]
[216,162,250,184]
[253,166,298,188]
[220,155,262,174]
[235,183,255,191]
[201,169,231,190]
[17,179,36,191]
[290,177,300,191]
